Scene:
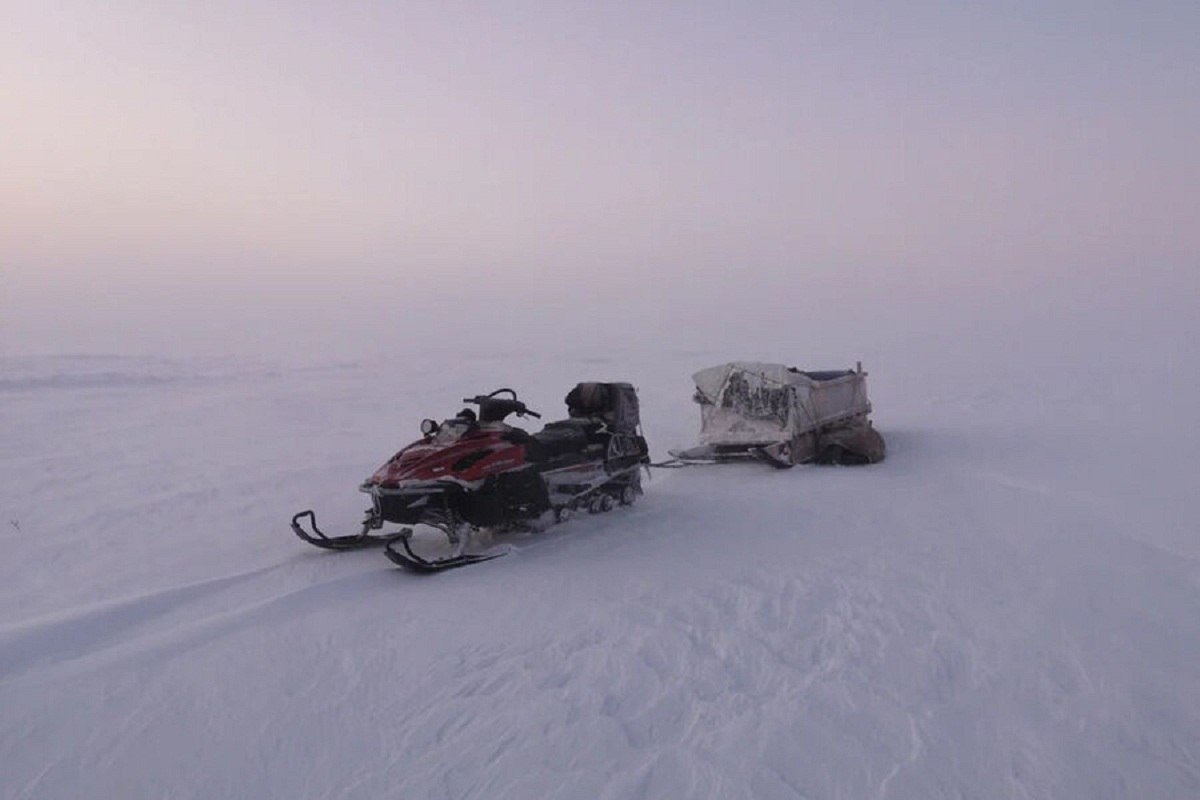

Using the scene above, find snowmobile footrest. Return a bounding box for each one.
[383,535,506,573]
[291,510,403,551]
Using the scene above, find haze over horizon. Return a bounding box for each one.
[3,2,1197,358]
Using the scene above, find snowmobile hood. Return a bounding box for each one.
[366,426,528,487]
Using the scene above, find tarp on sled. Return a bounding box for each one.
[691,362,873,447]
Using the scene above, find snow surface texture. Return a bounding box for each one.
[2,337,1199,799]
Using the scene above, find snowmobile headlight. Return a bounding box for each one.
[420,418,438,436]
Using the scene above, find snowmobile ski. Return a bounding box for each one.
[290,510,404,550]
[382,531,507,573]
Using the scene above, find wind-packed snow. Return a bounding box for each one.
[3,307,1199,799]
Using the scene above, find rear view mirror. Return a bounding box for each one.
[420,419,438,436]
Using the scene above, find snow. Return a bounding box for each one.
[3,315,1199,799]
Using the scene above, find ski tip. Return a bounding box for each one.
[383,538,507,573]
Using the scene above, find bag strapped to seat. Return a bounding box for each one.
[565,382,640,433]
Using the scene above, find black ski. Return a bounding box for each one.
[290,510,404,550]
[383,534,507,573]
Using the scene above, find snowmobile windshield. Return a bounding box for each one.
[431,419,478,444]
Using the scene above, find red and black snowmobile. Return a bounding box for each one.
[291,384,650,571]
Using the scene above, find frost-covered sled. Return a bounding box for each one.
[667,362,885,468]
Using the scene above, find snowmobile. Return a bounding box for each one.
[291,384,650,571]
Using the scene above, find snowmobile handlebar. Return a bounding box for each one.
[462,391,541,421]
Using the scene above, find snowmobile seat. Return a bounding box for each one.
[501,428,550,462]
[545,417,601,430]
[531,423,590,459]
[545,417,608,443]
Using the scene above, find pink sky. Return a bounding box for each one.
[3,2,1197,356]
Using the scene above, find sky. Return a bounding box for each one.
[2,1,1197,358]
